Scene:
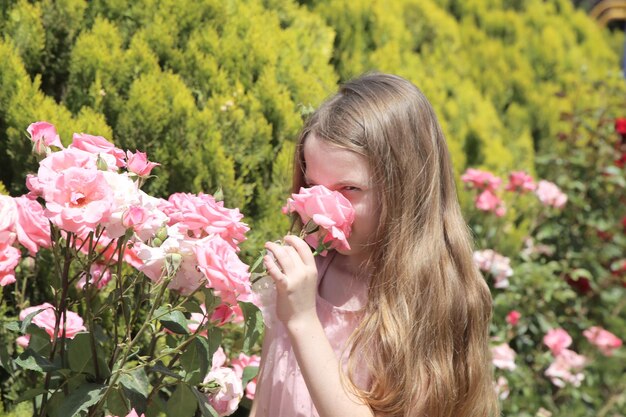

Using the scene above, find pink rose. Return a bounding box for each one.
[19,302,86,342]
[204,367,243,416]
[283,185,355,252]
[105,408,145,417]
[505,171,536,193]
[491,343,516,371]
[126,150,159,177]
[461,168,502,191]
[473,250,513,288]
[27,121,63,155]
[583,326,622,356]
[475,189,506,217]
[0,242,20,286]
[212,347,227,370]
[210,304,240,327]
[544,348,586,387]
[543,328,572,356]
[231,353,261,400]
[195,236,252,304]
[70,133,126,168]
[15,196,51,255]
[43,167,114,234]
[535,180,567,209]
[186,304,209,336]
[29,148,99,198]
[506,310,521,326]
[493,376,509,400]
[76,263,112,290]
[160,193,248,250]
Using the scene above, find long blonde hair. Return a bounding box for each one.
[293,73,499,417]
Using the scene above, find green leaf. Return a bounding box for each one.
[67,332,111,378]
[159,310,189,334]
[182,299,204,314]
[180,337,209,385]
[4,321,20,332]
[120,367,150,398]
[15,387,48,403]
[25,324,52,356]
[57,383,105,417]
[191,387,219,417]
[242,366,259,387]
[166,383,197,417]
[106,386,131,417]
[20,308,47,333]
[206,329,222,367]
[239,301,264,353]
[14,349,59,372]
[149,362,183,380]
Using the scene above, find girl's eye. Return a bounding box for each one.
[342,186,360,192]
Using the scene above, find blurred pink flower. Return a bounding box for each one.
[106,408,145,417]
[231,353,261,400]
[493,376,509,400]
[506,310,521,326]
[161,193,248,250]
[19,302,86,342]
[195,236,252,304]
[475,189,506,216]
[76,263,112,290]
[204,367,243,416]
[0,242,20,287]
[126,150,159,177]
[211,303,242,327]
[15,196,51,255]
[461,168,502,191]
[0,195,18,244]
[545,348,586,387]
[505,171,536,193]
[583,326,622,356]
[283,185,355,252]
[187,304,209,336]
[43,167,114,234]
[491,343,516,371]
[535,180,567,209]
[473,250,512,288]
[543,328,572,356]
[27,121,63,155]
[70,133,125,168]
[212,346,227,369]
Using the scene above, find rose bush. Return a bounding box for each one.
[0,122,264,417]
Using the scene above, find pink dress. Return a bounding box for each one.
[252,252,368,417]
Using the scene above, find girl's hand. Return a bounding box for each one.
[264,235,318,325]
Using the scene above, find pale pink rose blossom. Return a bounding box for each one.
[475,189,506,217]
[14,196,51,255]
[70,133,126,168]
[187,304,209,336]
[204,367,244,416]
[32,148,100,197]
[544,348,586,387]
[195,236,252,304]
[0,242,20,286]
[473,250,513,288]
[212,347,227,370]
[27,121,63,154]
[461,168,502,191]
[19,302,86,342]
[126,150,159,177]
[283,185,355,252]
[506,310,521,326]
[43,167,114,234]
[0,195,17,244]
[98,171,142,239]
[76,263,112,290]
[491,343,517,371]
[231,353,261,400]
[543,328,572,356]
[535,180,567,209]
[536,408,552,417]
[160,193,248,250]
[493,376,510,400]
[211,304,239,327]
[583,326,623,356]
[505,171,536,193]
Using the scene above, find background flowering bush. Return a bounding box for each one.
[0,124,263,417]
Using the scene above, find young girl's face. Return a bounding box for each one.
[303,134,379,259]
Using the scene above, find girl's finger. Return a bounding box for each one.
[265,241,295,273]
[284,235,316,266]
[263,255,286,287]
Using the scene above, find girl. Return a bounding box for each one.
[250,73,499,417]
